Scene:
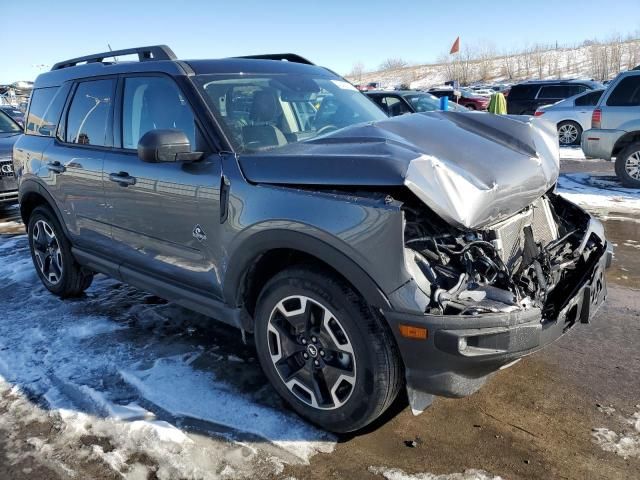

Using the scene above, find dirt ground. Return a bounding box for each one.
[0,158,638,480]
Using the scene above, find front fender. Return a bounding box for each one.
[222,227,393,311]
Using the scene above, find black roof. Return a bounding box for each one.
[514,79,602,87]
[35,45,327,89]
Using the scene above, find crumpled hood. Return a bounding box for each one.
[237,112,559,229]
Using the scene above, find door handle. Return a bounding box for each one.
[47,161,66,174]
[109,171,137,187]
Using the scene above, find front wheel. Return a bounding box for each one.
[557,121,582,146]
[27,206,94,297]
[615,142,640,188]
[254,266,403,433]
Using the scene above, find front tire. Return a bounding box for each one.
[254,266,402,433]
[557,121,582,146]
[27,206,93,297]
[615,142,640,188]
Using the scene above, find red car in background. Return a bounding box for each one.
[428,88,490,111]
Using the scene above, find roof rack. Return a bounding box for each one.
[51,45,177,71]
[233,53,314,65]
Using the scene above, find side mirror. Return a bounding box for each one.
[137,129,203,163]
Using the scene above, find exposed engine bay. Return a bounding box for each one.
[403,192,606,321]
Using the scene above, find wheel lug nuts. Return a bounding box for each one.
[303,352,309,359]
[311,336,317,343]
[314,359,319,366]
[320,350,325,357]
[301,338,307,345]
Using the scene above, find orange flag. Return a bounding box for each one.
[450,36,460,55]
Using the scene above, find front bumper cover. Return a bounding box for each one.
[385,241,612,410]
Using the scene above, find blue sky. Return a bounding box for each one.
[2,0,639,83]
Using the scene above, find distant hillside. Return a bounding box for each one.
[348,39,640,89]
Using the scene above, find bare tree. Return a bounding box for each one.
[379,57,409,71]
[349,61,365,82]
[532,45,548,79]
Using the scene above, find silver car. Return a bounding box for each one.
[582,69,640,187]
[534,89,604,146]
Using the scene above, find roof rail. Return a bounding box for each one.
[51,45,177,71]
[233,53,314,65]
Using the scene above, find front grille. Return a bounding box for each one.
[490,197,559,269]
[0,160,14,178]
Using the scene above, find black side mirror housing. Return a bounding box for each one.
[137,129,203,163]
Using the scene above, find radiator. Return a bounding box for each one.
[490,197,559,269]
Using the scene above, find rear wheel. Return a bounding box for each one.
[27,206,93,297]
[557,121,582,146]
[254,266,402,433]
[615,142,640,188]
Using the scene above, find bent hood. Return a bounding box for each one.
[237,112,559,230]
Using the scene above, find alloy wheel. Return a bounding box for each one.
[624,151,640,180]
[267,295,356,410]
[31,219,63,285]
[558,123,579,145]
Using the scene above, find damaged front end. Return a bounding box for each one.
[403,192,607,321]
[391,191,612,413]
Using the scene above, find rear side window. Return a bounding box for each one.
[575,90,603,106]
[606,76,640,106]
[66,79,114,146]
[26,86,68,136]
[537,85,569,99]
[507,85,539,100]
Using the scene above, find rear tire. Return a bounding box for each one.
[27,206,93,298]
[254,266,403,433]
[557,121,582,146]
[615,142,640,188]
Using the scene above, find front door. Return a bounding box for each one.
[104,74,223,297]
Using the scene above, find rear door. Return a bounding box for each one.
[42,78,114,252]
[599,74,640,130]
[104,74,223,297]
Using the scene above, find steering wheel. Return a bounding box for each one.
[316,124,339,136]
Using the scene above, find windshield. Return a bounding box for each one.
[404,94,439,112]
[195,74,387,152]
[0,110,22,134]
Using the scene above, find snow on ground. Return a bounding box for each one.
[559,147,586,161]
[557,173,640,214]
[592,407,640,460]
[368,466,503,480]
[0,233,335,478]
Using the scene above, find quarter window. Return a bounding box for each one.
[66,80,114,146]
[122,76,197,150]
[538,86,568,99]
[26,86,68,137]
[575,90,603,106]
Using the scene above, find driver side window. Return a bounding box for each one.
[122,76,200,150]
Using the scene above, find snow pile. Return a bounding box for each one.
[369,466,503,480]
[0,233,335,478]
[557,173,640,213]
[592,407,640,460]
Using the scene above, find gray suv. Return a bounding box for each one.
[13,45,612,433]
[582,68,640,187]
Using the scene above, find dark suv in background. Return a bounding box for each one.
[507,79,602,115]
[13,45,611,433]
[0,109,22,207]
